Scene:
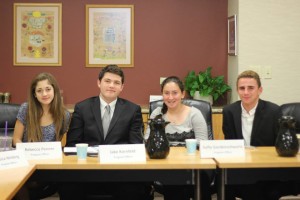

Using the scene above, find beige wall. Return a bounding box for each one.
[228,0,300,105]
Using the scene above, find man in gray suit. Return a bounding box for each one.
[60,65,151,200]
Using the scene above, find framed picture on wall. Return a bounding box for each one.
[13,3,62,66]
[228,15,237,56]
[86,5,134,67]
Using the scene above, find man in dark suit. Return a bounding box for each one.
[59,65,151,200]
[66,65,143,146]
[223,99,281,146]
[223,70,281,147]
[222,70,298,200]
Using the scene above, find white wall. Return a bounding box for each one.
[228,0,300,105]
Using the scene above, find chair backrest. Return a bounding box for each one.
[0,103,21,136]
[280,102,300,133]
[149,99,213,139]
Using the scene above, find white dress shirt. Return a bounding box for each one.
[99,96,117,120]
[241,102,258,147]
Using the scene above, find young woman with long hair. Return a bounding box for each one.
[12,72,71,200]
[13,72,71,145]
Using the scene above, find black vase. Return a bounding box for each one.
[146,116,170,159]
[275,116,299,157]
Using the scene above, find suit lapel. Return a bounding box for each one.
[233,103,243,139]
[92,97,104,139]
[251,99,263,141]
[107,99,123,135]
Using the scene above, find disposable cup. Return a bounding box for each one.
[185,139,197,154]
[0,136,13,151]
[76,143,88,160]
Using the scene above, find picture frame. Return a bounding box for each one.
[13,3,62,66]
[86,5,134,67]
[228,15,237,56]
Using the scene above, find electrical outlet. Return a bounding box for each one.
[263,66,272,79]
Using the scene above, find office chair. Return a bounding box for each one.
[149,99,214,139]
[149,99,215,200]
[280,102,300,133]
[0,103,20,136]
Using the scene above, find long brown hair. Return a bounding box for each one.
[26,72,66,142]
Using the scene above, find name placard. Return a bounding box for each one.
[0,150,29,169]
[98,144,146,163]
[16,141,62,160]
[200,140,245,158]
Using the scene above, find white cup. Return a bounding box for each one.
[76,143,88,160]
[185,139,197,154]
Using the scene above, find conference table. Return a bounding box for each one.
[0,165,36,200]
[4,147,300,200]
[25,147,215,200]
[215,147,300,200]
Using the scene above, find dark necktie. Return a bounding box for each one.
[102,105,111,138]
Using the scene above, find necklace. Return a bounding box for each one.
[167,105,187,125]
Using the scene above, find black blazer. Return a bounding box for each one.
[222,99,281,146]
[66,96,143,147]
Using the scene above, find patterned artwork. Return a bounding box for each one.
[14,3,62,66]
[93,12,127,60]
[21,10,55,59]
[86,5,134,67]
